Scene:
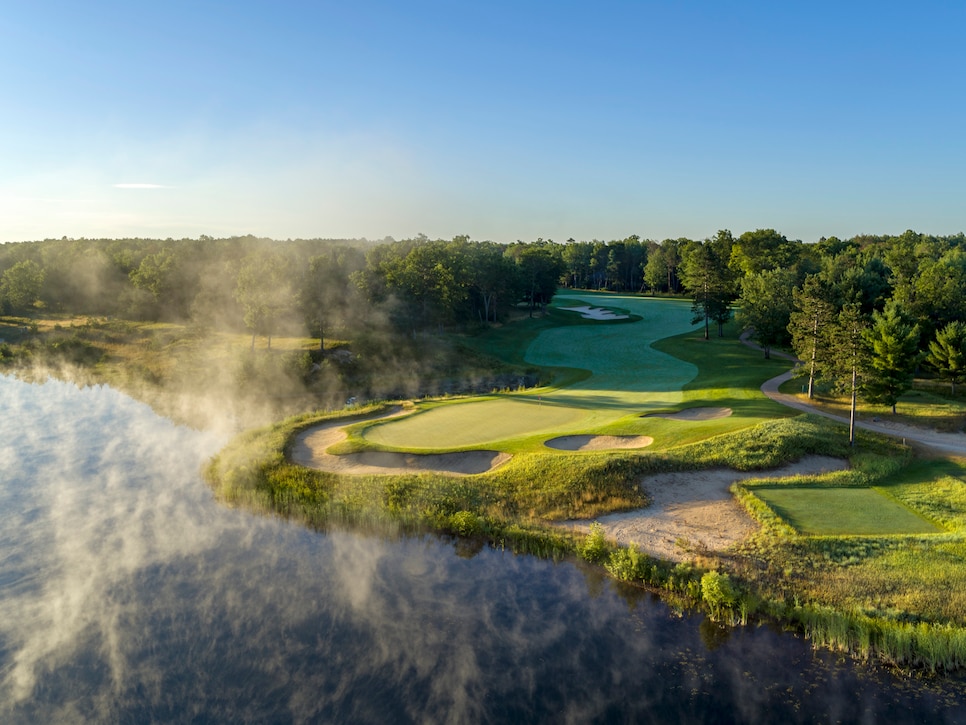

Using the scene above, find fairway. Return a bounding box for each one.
[754,487,941,536]
[362,294,701,449]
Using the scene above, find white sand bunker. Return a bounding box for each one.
[648,406,732,421]
[560,455,848,562]
[545,435,654,451]
[561,305,629,320]
[290,416,511,475]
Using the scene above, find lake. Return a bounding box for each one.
[1,375,963,722]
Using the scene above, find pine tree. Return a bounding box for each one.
[926,321,966,395]
[862,301,920,414]
[826,302,870,446]
[788,275,837,398]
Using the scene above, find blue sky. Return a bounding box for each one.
[2,1,964,244]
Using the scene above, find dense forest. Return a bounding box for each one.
[1,228,964,424]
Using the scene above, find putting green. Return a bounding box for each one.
[365,399,588,449]
[363,294,701,449]
[754,488,941,536]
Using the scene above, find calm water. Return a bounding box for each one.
[1,376,964,723]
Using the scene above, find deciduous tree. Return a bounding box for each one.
[0,260,46,313]
[737,268,794,358]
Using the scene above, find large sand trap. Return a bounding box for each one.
[290,414,511,475]
[560,455,848,562]
[545,434,653,451]
[647,406,732,421]
[560,305,629,320]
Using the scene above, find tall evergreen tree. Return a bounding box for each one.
[926,321,966,395]
[827,302,870,445]
[862,301,920,414]
[680,233,735,340]
[788,275,837,398]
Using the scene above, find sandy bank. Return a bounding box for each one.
[559,455,848,562]
[544,434,653,451]
[290,412,511,475]
[646,406,732,421]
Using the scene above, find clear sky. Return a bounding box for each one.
[2,1,964,244]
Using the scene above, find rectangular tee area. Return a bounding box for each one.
[753,487,941,536]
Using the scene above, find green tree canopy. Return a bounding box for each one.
[0,259,46,313]
[862,301,920,414]
[926,321,966,395]
[680,231,735,339]
[788,274,838,398]
[737,268,795,358]
[234,250,298,350]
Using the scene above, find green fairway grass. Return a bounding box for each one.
[363,398,588,449]
[362,293,703,449]
[753,487,941,535]
[361,294,816,451]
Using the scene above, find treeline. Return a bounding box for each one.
[0,234,567,344]
[2,229,965,412]
[654,228,966,429]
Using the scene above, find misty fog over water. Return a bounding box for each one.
[1,375,964,723]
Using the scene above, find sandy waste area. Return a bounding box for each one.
[560,455,848,562]
[560,305,629,320]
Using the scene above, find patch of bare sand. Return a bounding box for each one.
[560,305,629,320]
[648,406,732,421]
[559,455,848,562]
[545,435,653,451]
[290,412,511,475]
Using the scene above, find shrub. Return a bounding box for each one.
[448,510,483,537]
[702,570,738,622]
[578,522,609,564]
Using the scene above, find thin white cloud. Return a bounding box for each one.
[113,183,169,189]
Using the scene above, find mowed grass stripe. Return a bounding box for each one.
[754,487,941,536]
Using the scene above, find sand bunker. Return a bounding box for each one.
[545,435,653,451]
[290,415,511,475]
[648,406,732,421]
[560,455,848,562]
[560,305,629,320]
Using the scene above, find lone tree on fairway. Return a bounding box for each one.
[926,321,966,395]
[863,300,920,414]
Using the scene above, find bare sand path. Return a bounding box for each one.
[290,410,511,475]
[560,456,848,562]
